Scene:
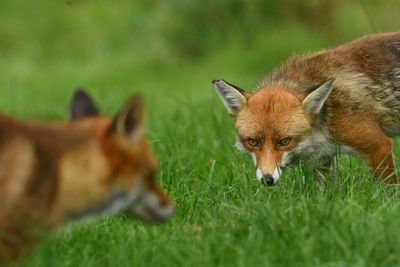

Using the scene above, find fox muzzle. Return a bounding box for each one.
[261,175,274,186]
[256,167,282,186]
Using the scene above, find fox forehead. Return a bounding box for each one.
[235,87,309,139]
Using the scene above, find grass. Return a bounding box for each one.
[16,149,400,267]
[3,1,400,266]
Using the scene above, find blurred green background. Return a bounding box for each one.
[1,0,400,119]
[3,1,400,266]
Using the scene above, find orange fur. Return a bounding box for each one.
[236,88,310,175]
[0,91,174,262]
[214,32,400,185]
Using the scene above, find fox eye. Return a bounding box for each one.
[277,137,291,147]
[247,138,260,147]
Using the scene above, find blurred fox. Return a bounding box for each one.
[213,32,400,186]
[0,90,174,262]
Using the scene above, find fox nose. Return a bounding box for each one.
[261,175,274,186]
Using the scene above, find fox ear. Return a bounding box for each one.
[212,79,250,116]
[70,89,99,121]
[302,78,335,117]
[112,95,145,146]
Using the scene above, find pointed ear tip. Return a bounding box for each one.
[72,88,90,98]
[131,94,144,103]
[212,79,223,84]
[212,79,227,86]
[127,94,146,111]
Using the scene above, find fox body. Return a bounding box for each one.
[214,32,400,185]
[0,90,174,261]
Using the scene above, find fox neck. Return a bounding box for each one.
[291,127,335,165]
[289,114,355,162]
[49,142,111,224]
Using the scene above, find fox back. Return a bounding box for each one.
[0,90,174,261]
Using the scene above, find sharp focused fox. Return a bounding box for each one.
[0,90,174,261]
[213,32,400,186]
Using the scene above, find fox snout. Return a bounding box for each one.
[129,189,175,223]
[260,175,274,186]
[256,167,282,186]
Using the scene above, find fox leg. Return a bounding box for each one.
[335,124,396,184]
[360,136,396,184]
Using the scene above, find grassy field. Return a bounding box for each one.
[3,1,400,266]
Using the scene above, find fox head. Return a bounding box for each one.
[213,78,335,186]
[59,90,174,223]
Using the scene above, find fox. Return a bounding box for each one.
[213,32,400,186]
[0,90,174,262]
